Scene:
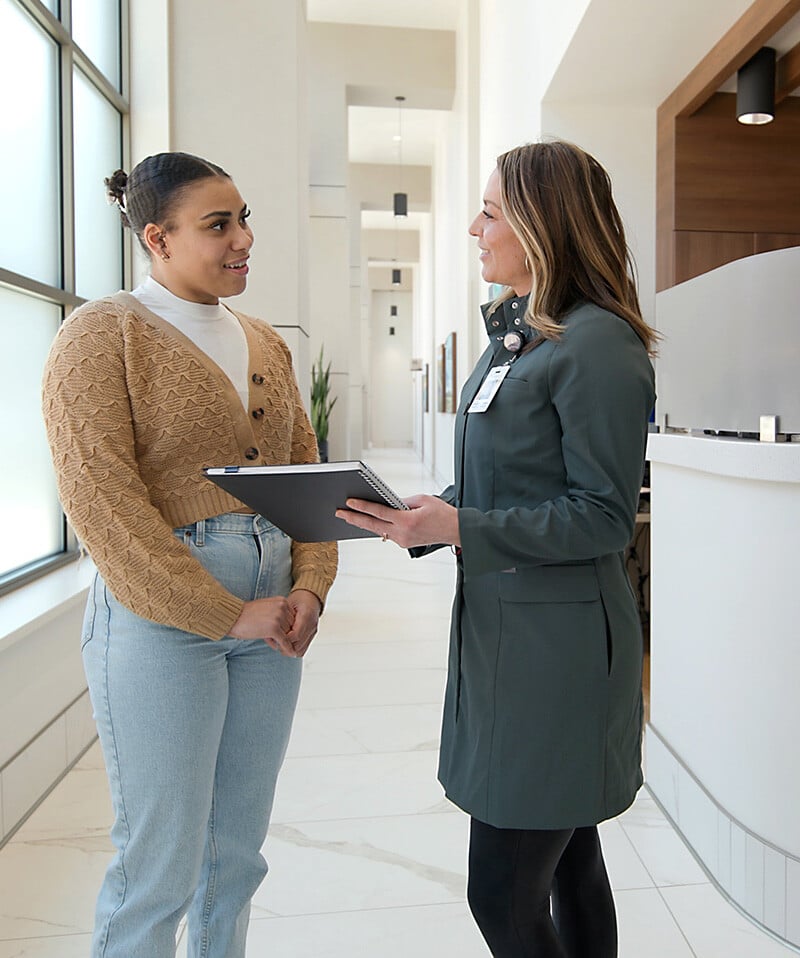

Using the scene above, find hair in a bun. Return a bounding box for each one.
[104,169,130,227]
[103,153,230,254]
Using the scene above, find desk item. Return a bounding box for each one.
[203,461,409,541]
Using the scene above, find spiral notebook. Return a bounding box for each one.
[203,460,409,542]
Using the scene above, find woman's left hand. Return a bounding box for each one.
[336,494,460,549]
[286,589,322,657]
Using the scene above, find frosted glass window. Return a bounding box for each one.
[72,0,120,87]
[0,288,63,577]
[73,69,122,301]
[0,0,60,286]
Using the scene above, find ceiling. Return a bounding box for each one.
[306,0,458,32]
[347,105,442,166]
[307,1,455,169]
[310,1,800,235]
[718,16,800,94]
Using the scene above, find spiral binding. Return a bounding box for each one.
[359,463,409,511]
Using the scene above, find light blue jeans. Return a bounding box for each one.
[82,513,302,958]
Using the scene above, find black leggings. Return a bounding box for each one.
[467,819,617,958]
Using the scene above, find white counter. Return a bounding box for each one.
[645,432,800,946]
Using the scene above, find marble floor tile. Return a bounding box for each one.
[286,703,442,758]
[243,903,490,958]
[271,751,448,824]
[253,811,469,917]
[615,888,695,957]
[660,884,799,957]
[0,837,109,938]
[598,819,654,891]
[302,638,448,673]
[619,799,708,887]
[0,934,93,957]
[296,667,447,710]
[317,608,452,644]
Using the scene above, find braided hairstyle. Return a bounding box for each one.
[105,152,230,254]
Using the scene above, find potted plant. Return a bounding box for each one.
[310,345,337,462]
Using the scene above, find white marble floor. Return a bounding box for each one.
[1,449,797,957]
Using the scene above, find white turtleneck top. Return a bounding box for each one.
[131,275,249,409]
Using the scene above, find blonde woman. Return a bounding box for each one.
[338,140,656,957]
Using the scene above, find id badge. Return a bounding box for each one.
[467,365,511,413]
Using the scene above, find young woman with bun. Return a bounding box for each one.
[42,152,337,958]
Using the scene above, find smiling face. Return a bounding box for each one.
[145,176,254,304]
[468,167,531,296]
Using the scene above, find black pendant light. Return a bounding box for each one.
[393,96,408,216]
[392,269,402,286]
[737,47,776,125]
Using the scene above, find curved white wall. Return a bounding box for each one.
[647,433,800,946]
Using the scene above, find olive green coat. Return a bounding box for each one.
[432,297,654,829]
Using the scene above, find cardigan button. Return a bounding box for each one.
[252,408,265,419]
[251,373,265,385]
[244,447,259,460]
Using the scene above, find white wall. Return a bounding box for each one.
[368,291,414,447]
[478,0,546,179]
[0,563,96,844]
[169,0,312,381]
[540,103,657,326]
[415,214,436,473]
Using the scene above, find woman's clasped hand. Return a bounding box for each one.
[229,588,321,656]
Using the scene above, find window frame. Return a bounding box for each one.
[0,0,130,596]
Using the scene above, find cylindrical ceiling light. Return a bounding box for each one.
[393,96,408,217]
[392,269,402,286]
[390,305,398,316]
[737,47,776,125]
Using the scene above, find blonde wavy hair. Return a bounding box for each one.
[490,140,658,356]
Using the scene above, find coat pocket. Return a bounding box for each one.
[497,563,600,603]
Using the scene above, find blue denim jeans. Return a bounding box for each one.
[82,513,302,958]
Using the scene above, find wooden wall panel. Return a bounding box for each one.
[656,108,677,292]
[656,0,800,290]
[674,231,755,284]
[754,232,800,253]
[674,94,800,234]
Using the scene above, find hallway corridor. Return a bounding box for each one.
[0,450,795,957]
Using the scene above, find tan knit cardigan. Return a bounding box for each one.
[42,292,338,640]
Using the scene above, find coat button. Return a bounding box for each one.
[491,320,500,327]
[251,373,265,385]
[511,301,518,308]
[245,447,259,460]
[514,318,521,325]
[252,408,265,419]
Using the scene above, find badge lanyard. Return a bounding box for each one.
[466,349,521,414]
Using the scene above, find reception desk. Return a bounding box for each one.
[645,431,800,947]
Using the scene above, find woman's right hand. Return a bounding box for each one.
[229,597,296,656]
